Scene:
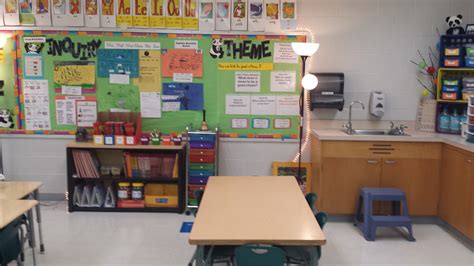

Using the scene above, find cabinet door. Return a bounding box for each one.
[321,158,381,214]
[381,158,440,216]
[439,147,473,239]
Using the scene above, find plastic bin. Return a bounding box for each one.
[442,86,460,92]
[443,79,459,86]
[466,57,474,67]
[144,184,178,208]
[445,57,461,67]
[442,92,459,100]
[445,47,461,56]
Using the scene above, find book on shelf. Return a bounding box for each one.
[72,150,101,178]
[123,153,177,178]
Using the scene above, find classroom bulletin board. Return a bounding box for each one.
[0,30,305,138]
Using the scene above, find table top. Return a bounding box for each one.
[0,199,38,229]
[0,181,42,199]
[189,176,326,246]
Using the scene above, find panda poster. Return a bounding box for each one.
[4,0,20,25]
[247,0,263,31]
[198,0,214,31]
[84,0,100,27]
[264,0,279,32]
[34,0,52,26]
[116,0,133,27]
[149,0,165,28]
[182,0,197,30]
[133,0,149,27]
[215,0,229,31]
[165,0,182,29]
[231,0,246,31]
[280,0,296,31]
[100,0,116,27]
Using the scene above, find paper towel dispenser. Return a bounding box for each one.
[309,73,344,111]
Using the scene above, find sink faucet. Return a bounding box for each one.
[342,101,365,134]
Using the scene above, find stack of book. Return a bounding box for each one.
[72,150,101,178]
[123,153,177,178]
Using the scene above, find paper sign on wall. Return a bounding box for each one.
[276,95,299,115]
[182,0,198,29]
[248,0,264,31]
[174,40,198,49]
[225,94,250,115]
[140,92,162,118]
[273,43,298,63]
[173,73,193,82]
[235,71,260,92]
[4,0,21,25]
[19,0,35,26]
[165,0,183,28]
[85,0,100,27]
[218,62,273,71]
[251,95,276,115]
[231,0,247,30]
[215,0,230,30]
[162,83,204,110]
[198,0,215,31]
[231,118,248,129]
[161,49,203,77]
[56,99,77,125]
[23,79,51,130]
[24,55,43,78]
[270,71,296,92]
[100,0,117,27]
[150,0,165,27]
[52,0,84,26]
[252,118,269,129]
[280,0,296,30]
[116,0,133,27]
[76,100,97,127]
[61,86,82,95]
[110,74,130,84]
[34,0,52,26]
[134,50,162,88]
[274,118,291,129]
[264,0,279,32]
[133,0,150,27]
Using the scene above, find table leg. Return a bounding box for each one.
[309,246,318,266]
[33,189,45,253]
[27,209,37,266]
[195,245,205,266]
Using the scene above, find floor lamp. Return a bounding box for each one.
[291,42,320,186]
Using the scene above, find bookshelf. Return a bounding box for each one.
[66,142,187,213]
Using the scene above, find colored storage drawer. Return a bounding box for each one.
[445,58,461,67]
[144,184,178,208]
[188,185,206,198]
[190,149,215,156]
[465,57,474,67]
[466,45,474,56]
[442,92,459,100]
[443,79,459,86]
[189,170,215,178]
[189,163,215,171]
[445,47,460,56]
[190,155,215,163]
[189,176,209,184]
[442,86,460,92]
[190,142,215,149]
[189,134,216,142]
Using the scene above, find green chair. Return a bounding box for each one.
[235,245,286,266]
[305,193,317,212]
[0,218,23,266]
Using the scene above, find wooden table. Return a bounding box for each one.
[0,181,45,253]
[189,176,326,266]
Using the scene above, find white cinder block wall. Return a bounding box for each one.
[3,0,473,196]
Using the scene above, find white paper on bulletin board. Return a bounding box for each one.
[198,0,215,31]
[273,43,298,63]
[56,99,77,125]
[76,101,97,127]
[23,79,51,130]
[264,0,279,32]
[34,0,52,26]
[226,94,251,115]
[231,0,247,30]
[215,0,230,30]
[270,71,296,92]
[275,95,299,116]
[274,118,291,129]
[235,72,260,92]
[248,0,264,31]
[252,118,270,129]
[4,0,20,25]
[140,92,162,118]
[231,118,248,129]
[280,0,297,30]
[251,95,276,115]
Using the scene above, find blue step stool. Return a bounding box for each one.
[354,187,416,242]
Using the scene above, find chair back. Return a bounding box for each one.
[235,245,286,266]
[305,193,317,211]
[315,212,328,230]
[0,221,22,265]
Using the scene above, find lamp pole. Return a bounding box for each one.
[297,55,308,185]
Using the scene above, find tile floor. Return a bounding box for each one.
[19,201,474,266]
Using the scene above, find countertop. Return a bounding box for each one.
[312,129,474,153]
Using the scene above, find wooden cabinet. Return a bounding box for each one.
[321,158,381,214]
[438,146,473,240]
[380,158,440,216]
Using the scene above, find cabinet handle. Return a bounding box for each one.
[367,160,379,164]
[467,159,473,163]
[385,160,397,165]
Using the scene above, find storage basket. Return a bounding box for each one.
[144,184,178,208]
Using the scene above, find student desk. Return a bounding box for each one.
[189,176,326,266]
[0,181,45,253]
[0,199,38,266]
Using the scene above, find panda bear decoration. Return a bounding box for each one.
[446,15,466,35]
[24,42,44,54]
[209,38,224,59]
[0,109,14,129]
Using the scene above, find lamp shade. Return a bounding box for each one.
[291,42,320,57]
[0,34,9,49]
[302,74,319,90]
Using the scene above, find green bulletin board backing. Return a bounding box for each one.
[16,31,305,137]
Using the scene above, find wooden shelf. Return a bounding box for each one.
[71,176,179,184]
[71,206,181,213]
[66,141,186,150]
[439,68,474,72]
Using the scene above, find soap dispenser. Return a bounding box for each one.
[369,91,385,118]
